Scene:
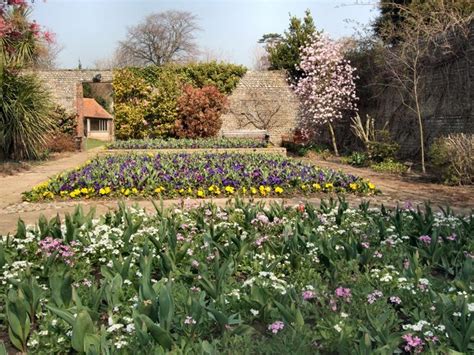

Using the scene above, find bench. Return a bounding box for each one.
[221,129,270,143]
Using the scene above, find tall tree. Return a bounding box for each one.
[259,10,317,80]
[293,34,358,156]
[380,0,473,172]
[117,10,200,67]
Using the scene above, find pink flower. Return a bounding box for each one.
[268,320,284,334]
[302,290,316,300]
[335,287,352,301]
[191,260,199,268]
[367,290,383,304]
[446,233,456,241]
[402,334,424,353]
[43,30,55,44]
[418,235,431,245]
[389,296,401,305]
[361,242,370,249]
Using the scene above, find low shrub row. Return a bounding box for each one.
[107,138,267,150]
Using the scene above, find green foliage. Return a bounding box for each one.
[82,82,109,112]
[429,134,473,185]
[370,159,407,174]
[0,200,473,353]
[259,9,317,79]
[347,152,368,167]
[113,62,246,140]
[0,71,54,160]
[51,106,77,137]
[175,85,228,138]
[366,130,399,163]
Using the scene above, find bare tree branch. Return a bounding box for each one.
[116,10,200,67]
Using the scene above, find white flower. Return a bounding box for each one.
[340,312,349,318]
[333,324,342,332]
[453,312,462,317]
[468,303,474,312]
[107,323,124,333]
[250,309,259,316]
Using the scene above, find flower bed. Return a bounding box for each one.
[107,138,267,150]
[24,153,376,201]
[1,200,472,353]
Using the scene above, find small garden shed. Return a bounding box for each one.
[83,98,114,141]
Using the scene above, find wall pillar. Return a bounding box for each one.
[75,82,85,151]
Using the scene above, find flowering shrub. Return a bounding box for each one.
[107,137,266,150]
[174,85,228,138]
[293,33,358,155]
[23,153,377,201]
[0,199,472,353]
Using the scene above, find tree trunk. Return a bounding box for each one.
[328,122,339,156]
[413,72,425,173]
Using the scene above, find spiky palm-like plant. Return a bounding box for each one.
[1,72,54,160]
[1,2,55,160]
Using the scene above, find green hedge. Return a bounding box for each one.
[113,62,247,140]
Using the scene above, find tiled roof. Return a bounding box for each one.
[83,98,113,119]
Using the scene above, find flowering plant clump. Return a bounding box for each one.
[107,137,267,150]
[0,199,472,353]
[23,153,377,201]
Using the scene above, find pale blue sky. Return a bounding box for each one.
[31,0,378,68]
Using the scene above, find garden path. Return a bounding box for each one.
[0,150,472,235]
[300,152,474,213]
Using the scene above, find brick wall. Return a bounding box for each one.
[32,69,299,146]
[33,69,113,112]
[220,70,298,145]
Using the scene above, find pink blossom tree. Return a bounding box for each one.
[293,34,358,155]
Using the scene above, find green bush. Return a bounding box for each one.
[366,130,399,163]
[1,72,54,160]
[370,159,407,174]
[429,134,473,185]
[112,63,247,140]
[346,152,368,167]
[51,106,77,137]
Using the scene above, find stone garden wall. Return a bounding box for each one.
[219,70,299,145]
[34,69,113,112]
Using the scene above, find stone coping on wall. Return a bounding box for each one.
[98,147,287,156]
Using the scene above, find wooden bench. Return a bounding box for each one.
[221,129,269,143]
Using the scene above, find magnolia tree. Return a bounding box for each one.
[293,34,358,155]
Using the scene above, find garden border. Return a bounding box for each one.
[99,147,287,156]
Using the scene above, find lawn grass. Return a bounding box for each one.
[85,138,107,150]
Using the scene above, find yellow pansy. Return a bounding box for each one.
[368,182,376,190]
[155,186,165,194]
[132,187,138,194]
[349,183,358,191]
[325,183,334,189]
[274,186,284,194]
[301,184,308,191]
[225,186,235,194]
[197,189,205,197]
[241,187,247,194]
[250,187,257,195]
[81,188,88,194]
[313,183,321,190]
